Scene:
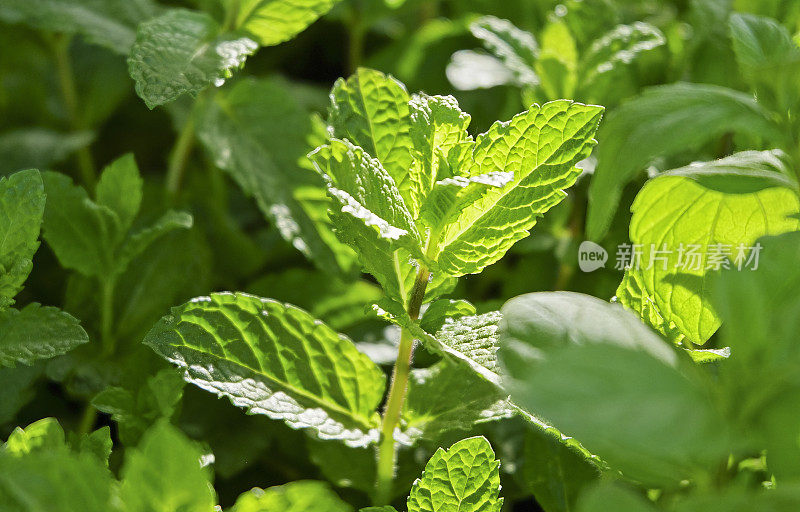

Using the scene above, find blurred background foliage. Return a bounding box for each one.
[2,0,799,509]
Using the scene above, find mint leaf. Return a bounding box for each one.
[0,169,44,309]
[0,0,159,54]
[43,165,192,279]
[407,436,503,512]
[523,426,600,512]
[469,16,538,87]
[115,210,193,275]
[586,83,785,240]
[729,13,800,112]
[407,94,472,217]
[231,480,352,512]
[535,21,578,99]
[711,232,800,479]
[580,22,665,89]
[92,369,185,445]
[119,421,215,512]
[42,171,120,278]
[3,418,65,456]
[615,269,686,346]
[128,9,257,109]
[309,139,423,302]
[425,101,602,276]
[577,483,658,512]
[0,129,93,175]
[310,139,421,248]
[144,292,386,447]
[95,153,142,233]
[626,155,800,344]
[0,303,88,367]
[231,0,342,46]
[197,77,351,275]
[403,362,513,442]
[418,299,475,334]
[328,68,415,206]
[75,427,113,467]
[499,292,729,486]
[0,443,113,511]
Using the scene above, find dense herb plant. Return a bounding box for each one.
[144,67,603,505]
[3,1,800,511]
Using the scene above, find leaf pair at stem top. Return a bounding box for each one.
[309,67,604,307]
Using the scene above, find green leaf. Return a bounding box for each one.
[0,444,113,512]
[0,0,159,54]
[614,269,686,346]
[468,15,538,87]
[407,94,472,217]
[92,369,185,445]
[231,480,352,512]
[95,153,142,233]
[0,169,44,309]
[670,487,800,512]
[328,68,415,206]
[310,139,420,248]
[626,161,799,345]
[580,22,665,89]
[0,129,93,175]
[42,171,120,278]
[115,210,193,275]
[498,292,729,486]
[128,9,257,109]
[425,100,602,276]
[586,83,786,240]
[196,77,349,275]
[309,139,423,302]
[403,362,513,442]
[0,303,89,367]
[231,0,342,46]
[75,427,113,466]
[3,418,65,456]
[576,483,658,512]
[144,292,386,447]
[729,13,800,112]
[418,299,475,334]
[522,426,600,512]
[119,421,215,512]
[407,436,503,512]
[711,232,800,478]
[536,21,578,99]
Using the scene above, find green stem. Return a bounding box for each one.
[77,402,98,437]
[53,35,96,188]
[165,114,196,197]
[347,10,365,74]
[374,266,430,505]
[100,279,116,357]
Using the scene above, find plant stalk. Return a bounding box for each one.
[374,266,430,505]
[53,35,96,188]
[100,279,116,357]
[165,115,196,197]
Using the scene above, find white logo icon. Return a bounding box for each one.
[578,241,608,272]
